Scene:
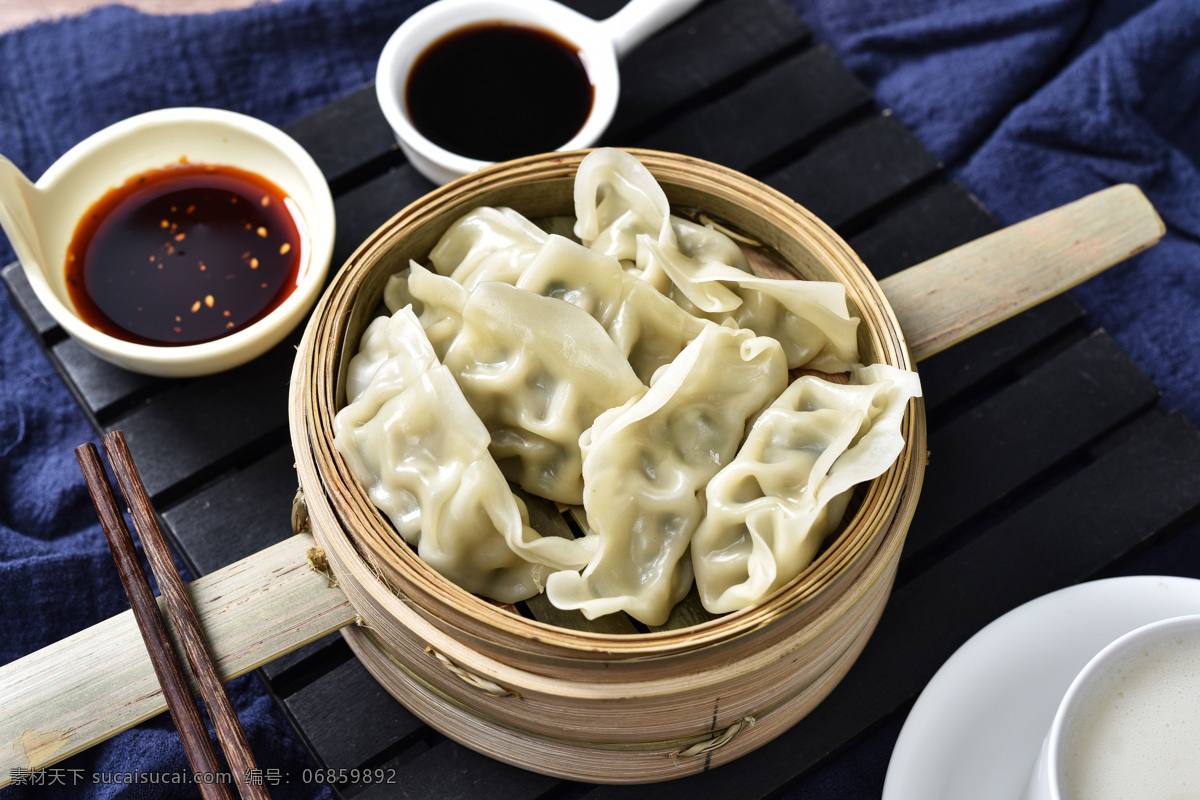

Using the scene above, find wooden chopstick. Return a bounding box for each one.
[95,430,272,800]
[75,442,234,800]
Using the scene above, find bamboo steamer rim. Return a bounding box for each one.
[288,148,925,660]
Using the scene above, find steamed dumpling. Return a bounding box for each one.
[574,148,861,372]
[337,366,546,602]
[545,324,788,625]
[392,248,711,389]
[404,270,647,505]
[573,148,671,265]
[342,306,439,409]
[333,310,541,601]
[514,234,709,383]
[691,364,922,613]
[334,305,591,603]
[428,206,548,288]
[342,147,919,621]
[647,217,862,371]
[382,263,468,358]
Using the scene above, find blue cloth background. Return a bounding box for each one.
[0,0,1197,797]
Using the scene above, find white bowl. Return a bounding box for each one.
[15,107,335,378]
[374,0,622,186]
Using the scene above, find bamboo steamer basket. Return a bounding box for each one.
[290,149,924,782]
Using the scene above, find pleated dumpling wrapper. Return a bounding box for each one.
[333,306,589,604]
[692,364,923,613]
[395,264,646,506]
[574,148,861,373]
[546,324,788,625]
[404,228,711,386]
[428,205,548,289]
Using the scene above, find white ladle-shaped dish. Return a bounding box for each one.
[375,0,704,185]
[0,107,335,378]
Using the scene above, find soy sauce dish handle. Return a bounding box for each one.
[600,0,704,59]
[0,155,49,285]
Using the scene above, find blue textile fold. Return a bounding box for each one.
[2,0,1198,797]
[791,0,1200,421]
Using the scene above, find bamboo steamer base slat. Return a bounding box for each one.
[288,149,927,781]
[341,576,890,784]
[305,461,906,757]
[309,471,909,685]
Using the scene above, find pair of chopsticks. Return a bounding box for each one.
[76,431,270,800]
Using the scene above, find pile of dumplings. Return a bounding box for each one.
[333,149,921,626]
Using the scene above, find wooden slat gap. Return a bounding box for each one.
[1007,323,1136,384]
[894,444,1095,590]
[338,727,436,794]
[281,83,403,195]
[87,377,172,427]
[848,180,1000,281]
[900,332,1161,566]
[324,144,410,200]
[341,730,450,798]
[2,261,59,338]
[605,0,812,142]
[825,158,948,242]
[274,656,428,794]
[899,396,1165,588]
[341,740,438,800]
[258,635,357,699]
[117,424,292,513]
[917,297,1087,417]
[613,32,816,145]
[355,732,560,800]
[920,320,1091,436]
[764,113,943,232]
[742,102,878,186]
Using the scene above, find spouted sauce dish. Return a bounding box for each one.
[66,162,306,346]
[405,22,594,162]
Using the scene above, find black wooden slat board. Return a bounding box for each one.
[5,0,1200,797]
[283,659,425,775]
[162,444,301,575]
[902,331,1159,560]
[764,113,943,232]
[359,740,560,800]
[604,0,811,139]
[638,44,873,172]
[50,336,159,421]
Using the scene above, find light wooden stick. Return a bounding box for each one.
[0,532,354,788]
[879,183,1164,362]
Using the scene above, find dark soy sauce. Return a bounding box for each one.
[406,22,594,162]
[66,162,304,346]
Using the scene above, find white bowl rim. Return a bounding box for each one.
[374,0,621,184]
[21,106,336,377]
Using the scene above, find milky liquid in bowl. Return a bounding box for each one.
[1059,623,1200,800]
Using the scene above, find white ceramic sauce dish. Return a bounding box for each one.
[0,107,335,378]
[375,0,702,185]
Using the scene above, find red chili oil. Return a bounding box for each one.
[65,162,306,346]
